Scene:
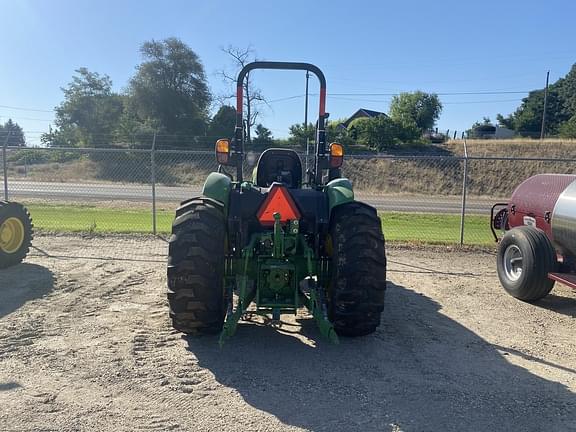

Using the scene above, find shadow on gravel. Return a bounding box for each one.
[0,382,21,391]
[534,293,576,318]
[0,263,54,319]
[185,282,575,432]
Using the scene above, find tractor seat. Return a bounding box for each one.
[255,149,303,188]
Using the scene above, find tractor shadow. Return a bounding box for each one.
[533,293,576,318]
[0,263,54,319]
[185,282,576,432]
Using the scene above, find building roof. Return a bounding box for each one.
[342,108,388,128]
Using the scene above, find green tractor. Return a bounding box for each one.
[167,62,386,344]
[0,200,33,269]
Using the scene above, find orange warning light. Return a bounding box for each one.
[257,185,301,226]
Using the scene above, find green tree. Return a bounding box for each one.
[389,91,442,132]
[559,115,576,138]
[252,124,273,148]
[348,117,397,150]
[0,119,26,147]
[288,123,315,147]
[127,37,211,147]
[43,68,123,147]
[208,105,236,139]
[325,120,355,147]
[467,117,494,138]
[347,115,421,151]
[497,64,576,137]
[496,113,514,129]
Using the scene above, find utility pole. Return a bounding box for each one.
[3,130,11,200]
[540,70,550,140]
[304,70,310,172]
[245,72,251,144]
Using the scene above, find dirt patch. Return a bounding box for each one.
[0,237,575,431]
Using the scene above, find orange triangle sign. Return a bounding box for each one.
[257,185,301,226]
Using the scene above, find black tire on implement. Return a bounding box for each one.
[497,225,556,301]
[328,202,387,336]
[0,201,33,269]
[167,197,226,335]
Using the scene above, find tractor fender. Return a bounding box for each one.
[325,178,355,213]
[202,172,232,211]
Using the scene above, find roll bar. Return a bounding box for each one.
[232,62,328,184]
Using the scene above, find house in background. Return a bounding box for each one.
[471,124,515,139]
[341,108,388,128]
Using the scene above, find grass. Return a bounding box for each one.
[27,204,174,234]
[26,204,495,245]
[382,212,493,245]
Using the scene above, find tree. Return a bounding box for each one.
[0,119,26,147]
[208,105,236,139]
[218,45,268,144]
[497,64,576,137]
[252,124,273,148]
[389,91,442,132]
[326,120,355,147]
[44,68,123,147]
[348,116,398,150]
[559,115,576,138]
[288,123,315,147]
[467,117,496,138]
[127,37,211,147]
[496,113,514,129]
[347,114,421,151]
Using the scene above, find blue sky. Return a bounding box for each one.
[0,0,574,145]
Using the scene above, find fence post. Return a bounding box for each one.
[2,131,11,201]
[459,139,468,245]
[151,132,157,235]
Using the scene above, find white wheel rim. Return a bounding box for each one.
[503,244,523,281]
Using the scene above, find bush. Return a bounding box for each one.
[348,116,422,151]
[559,115,576,138]
[7,149,83,165]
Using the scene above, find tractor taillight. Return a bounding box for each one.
[329,142,344,168]
[257,185,301,226]
[215,139,230,165]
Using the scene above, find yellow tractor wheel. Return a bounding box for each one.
[0,201,33,269]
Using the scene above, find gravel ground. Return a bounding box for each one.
[0,236,575,432]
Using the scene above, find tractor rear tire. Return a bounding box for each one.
[0,201,33,269]
[497,226,556,301]
[328,202,387,337]
[167,197,226,335]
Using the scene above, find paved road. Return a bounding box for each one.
[6,180,500,215]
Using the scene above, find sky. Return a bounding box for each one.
[0,0,575,145]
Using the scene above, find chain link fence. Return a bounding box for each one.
[2,141,576,258]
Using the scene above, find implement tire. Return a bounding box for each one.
[0,201,33,269]
[497,226,556,301]
[167,197,226,335]
[328,202,387,337]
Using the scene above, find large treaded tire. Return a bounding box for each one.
[167,197,226,335]
[0,201,33,270]
[497,226,556,302]
[328,202,387,336]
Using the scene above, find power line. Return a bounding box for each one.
[0,104,54,113]
[267,93,526,105]
[1,89,532,112]
[329,91,530,96]
[0,115,54,122]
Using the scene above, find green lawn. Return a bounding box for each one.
[26,204,494,245]
[26,204,174,234]
[381,212,493,245]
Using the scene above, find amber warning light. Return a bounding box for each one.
[257,185,301,226]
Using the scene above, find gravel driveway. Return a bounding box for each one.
[1,236,575,431]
